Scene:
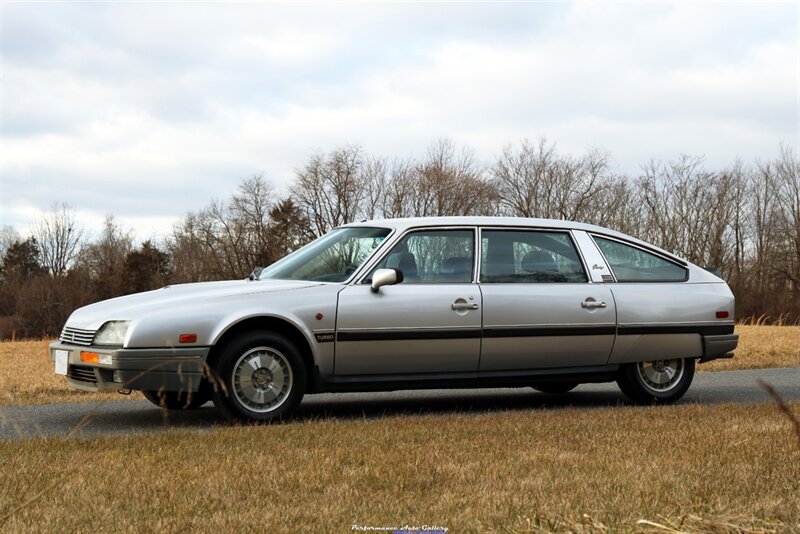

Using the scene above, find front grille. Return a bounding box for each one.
[59,326,96,346]
[67,365,98,384]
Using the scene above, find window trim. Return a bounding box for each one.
[354,226,479,285]
[476,227,590,284]
[590,233,689,283]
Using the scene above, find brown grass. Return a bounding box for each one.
[1,327,798,407]
[0,402,798,532]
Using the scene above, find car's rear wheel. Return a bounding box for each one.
[617,357,695,404]
[210,331,306,423]
[141,388,209,410]
[531,382,578,394]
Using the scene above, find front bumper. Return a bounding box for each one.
[49,341,211,393]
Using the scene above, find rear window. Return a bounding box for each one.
[480,230,587,283]
[593,236,687,282]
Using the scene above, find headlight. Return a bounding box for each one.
[93,321,131,346]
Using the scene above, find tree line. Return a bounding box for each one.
[0,138,798,339]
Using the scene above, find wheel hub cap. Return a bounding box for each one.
[637,358,684,392]
[231,347,293,413]
[252,368,273,388]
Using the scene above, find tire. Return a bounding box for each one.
[142,388,210,410]
[531,383,578,394]
[616,357,695,404]
[209,331,306,423]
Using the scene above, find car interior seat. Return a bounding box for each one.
[438,256,472,282]
[521,249,560,281]
[386,252,419,282]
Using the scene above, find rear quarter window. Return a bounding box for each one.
[593,236,687,282]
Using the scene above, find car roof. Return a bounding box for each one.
[342,216,687,265]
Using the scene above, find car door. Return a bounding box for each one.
[335,228,481,375]
[478,228,617,371]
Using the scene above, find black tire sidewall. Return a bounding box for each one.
[617,357,696,404]
[210,331,306,422]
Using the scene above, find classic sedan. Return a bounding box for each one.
[50,217,738,421]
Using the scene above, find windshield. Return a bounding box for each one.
[259,226,392,282]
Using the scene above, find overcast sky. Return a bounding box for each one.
[1,1,798,241]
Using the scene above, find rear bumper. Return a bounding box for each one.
[49,341,211,393]
[700,334,739,363]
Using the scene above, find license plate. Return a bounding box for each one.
[54,350,69,375]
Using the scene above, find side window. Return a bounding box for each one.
[480,230,587,283]
[369,229,475,284]
[593,236,687,282]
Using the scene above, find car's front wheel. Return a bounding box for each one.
[210,331,306,423]
[617,357,695,404]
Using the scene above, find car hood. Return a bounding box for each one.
[64,279,324,331]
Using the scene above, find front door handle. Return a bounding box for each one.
[581,298,607,309]
[452,302,479,311]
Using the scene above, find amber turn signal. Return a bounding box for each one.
[80,352,99,363]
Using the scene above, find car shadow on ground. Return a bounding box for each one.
[1,388,634,439]
[4,370,796,439]
[293,388,630,422]
[7,378,778,439]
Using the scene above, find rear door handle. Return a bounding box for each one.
[581,298,607,309]
[452,302,479,311]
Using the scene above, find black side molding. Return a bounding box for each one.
[618,324,735,336]
[483,325,616,338]
[337,328,481,342]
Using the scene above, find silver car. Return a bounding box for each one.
[50,217,738,421]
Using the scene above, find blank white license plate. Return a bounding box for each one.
[54,350,69,375]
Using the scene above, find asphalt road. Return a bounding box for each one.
[1,367,798,440]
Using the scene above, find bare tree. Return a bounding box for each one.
[76,215,134,299]
[773,146,800,309]
[292,145,373,236]
[0,225,20,268]
[381,158,420,218]
[588,177,642,235]
[493,139,612,221]
[169,175,276,280]
[413,138,497,217]
[32,203,85,277]
[494,139,556,218]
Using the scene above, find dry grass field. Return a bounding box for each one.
[1,403,798,532]
[0,325,797,406]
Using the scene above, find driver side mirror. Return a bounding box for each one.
[248,266,264,280]
[370,268,404,293]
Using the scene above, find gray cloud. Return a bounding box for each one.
[1,2,797,238]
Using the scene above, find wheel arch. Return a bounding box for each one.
[210,316,317,392]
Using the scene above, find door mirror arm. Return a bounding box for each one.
[370,268,404,293]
